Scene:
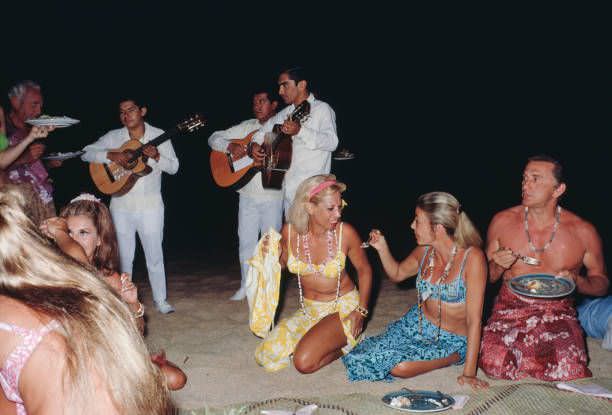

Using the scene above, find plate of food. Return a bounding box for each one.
[42,150,85,161]
[509,273,575,298]
[382,389,454,412]
[26,115,80,128]
[333,148,355,160]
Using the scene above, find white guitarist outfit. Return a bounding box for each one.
[81,122,179,313]
[252,94,338,214]
[208,119,283,300]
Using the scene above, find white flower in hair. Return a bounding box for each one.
[70,193,101,204]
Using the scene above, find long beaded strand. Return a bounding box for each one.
[296,228,341,320]
[417,244,458,343]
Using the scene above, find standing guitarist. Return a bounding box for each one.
[81,98,179,314]
[251,67,339,214]
[208,89,282,301]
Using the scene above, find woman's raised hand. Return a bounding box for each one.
[40,217,69,240]
[362,229,386,251]
[120,273,139,305]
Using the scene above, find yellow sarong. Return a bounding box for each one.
[254,289,360,372]
[245,228,282,338]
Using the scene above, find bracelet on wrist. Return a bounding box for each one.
[133,302,145,318]
[354,305,369,317]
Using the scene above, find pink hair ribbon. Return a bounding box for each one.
[309,180,336,199]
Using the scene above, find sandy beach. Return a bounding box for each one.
[136,257,611,410]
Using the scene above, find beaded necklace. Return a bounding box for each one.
[524,205,561,253]
[416,244,458,343]
[296,228,342,320]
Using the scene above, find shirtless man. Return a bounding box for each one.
[479,155,608,381]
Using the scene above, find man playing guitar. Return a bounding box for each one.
[250,67,339,215]
[208,89,282,300]
[81,98,179,314]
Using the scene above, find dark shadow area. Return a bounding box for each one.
[2,4,609,309]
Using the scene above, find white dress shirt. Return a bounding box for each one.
[81,122,179,210]
[252,94,338,201]
[208,118,281,200]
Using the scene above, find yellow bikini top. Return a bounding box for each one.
[287,223,346,278]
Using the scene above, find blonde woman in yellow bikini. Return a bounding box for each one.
[253,174,372,373]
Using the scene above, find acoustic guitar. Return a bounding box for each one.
[209,130,260,189]
[209,101,310,189]
[261,100,310,189]
[89,114,205,195]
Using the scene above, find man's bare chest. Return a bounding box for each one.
[501,226,585,272]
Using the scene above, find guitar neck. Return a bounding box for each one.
[148,127,178,147]
[131,128,177,158]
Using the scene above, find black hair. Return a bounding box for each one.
[118,97,145,108]
[280,66,311,91]
[252,86,279,104]
[527,154,564,184]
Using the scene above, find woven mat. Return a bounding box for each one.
[178,378,612,415]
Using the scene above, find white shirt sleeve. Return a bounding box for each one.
[252,114,281,145]
[81,131,116,164]
[208,120,259,152]
[147,139,179,174]
[293,103,338,151]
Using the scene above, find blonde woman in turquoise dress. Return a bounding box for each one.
[342,192,489,389]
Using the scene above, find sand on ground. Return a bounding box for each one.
[137,258,611,409]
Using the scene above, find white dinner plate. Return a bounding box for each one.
[42,151,85,161]
[382,389,454,412]
[333,154,355,161]
[26,116,80,128]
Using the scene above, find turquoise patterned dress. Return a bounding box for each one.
[342,247,470,381]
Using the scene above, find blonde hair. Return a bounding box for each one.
[0,190,171,414]
[287,174,346,234]
[416,191,482,248]
[0,183,50,226]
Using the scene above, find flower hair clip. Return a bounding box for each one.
[70,193,101,204]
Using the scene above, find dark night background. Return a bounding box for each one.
[3,3,610,283]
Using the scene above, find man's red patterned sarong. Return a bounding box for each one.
[479,283,591,381]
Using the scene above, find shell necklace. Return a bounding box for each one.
[417,244,458,343]
[296,228,341,320]
[524,205,561,253]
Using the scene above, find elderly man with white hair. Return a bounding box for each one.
[3,80,60,217]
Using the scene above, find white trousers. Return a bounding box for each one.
[283,195,294,221]
[238,194,283,287]
[111,206,168,304]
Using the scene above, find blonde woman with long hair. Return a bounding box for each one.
[254,174,372,373]
[342,191,489,389]
[0,188,171,414]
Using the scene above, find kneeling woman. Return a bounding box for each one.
[342,192,488,389]
[253,175,372,373]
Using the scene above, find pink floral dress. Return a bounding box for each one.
[0,321,60,415]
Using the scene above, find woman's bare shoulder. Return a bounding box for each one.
[339,221,359,237]
[0,296,49,329]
